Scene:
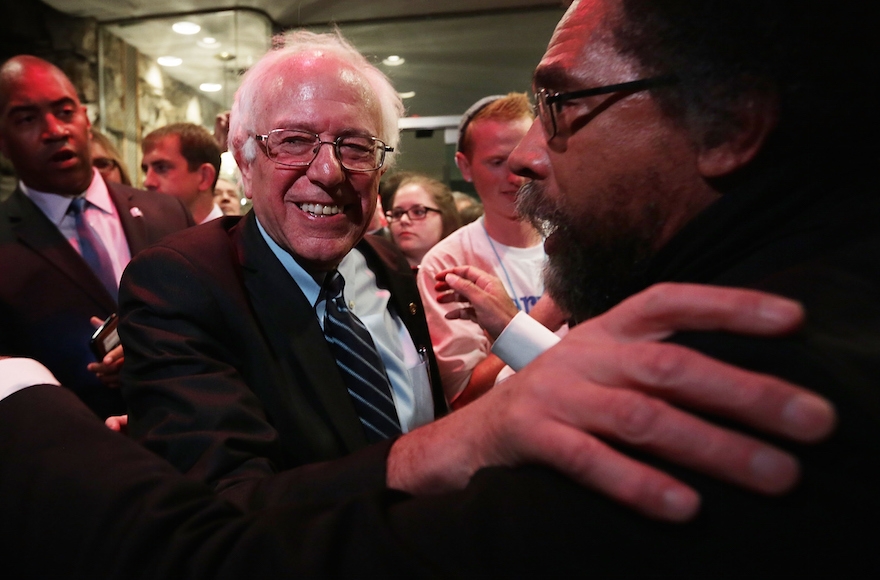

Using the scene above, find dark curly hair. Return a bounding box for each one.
[612,0,877,163]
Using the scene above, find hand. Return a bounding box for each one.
[387,283,836,522]
[87,316,124,388]
[436,266,519,340]
[105,414,129,434]
[214,111,230,152]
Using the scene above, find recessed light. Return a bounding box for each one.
[398,91,416,99]
[172,21,201,35]
[200,83,222,93]
[215,52,235,62]
[198,37,219,49]
[157,56,182,67]
[382,55,405,66]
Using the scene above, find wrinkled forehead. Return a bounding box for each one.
[255,52,381,126]
[534,0,631,90]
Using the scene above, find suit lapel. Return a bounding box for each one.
[6,188,115,310]
[359,235,448,417]
[237,213,367,450]
[109,183,149,255]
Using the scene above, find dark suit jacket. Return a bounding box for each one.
[119,211,446,509]
[3,161,877,577]
[0,182,193,417]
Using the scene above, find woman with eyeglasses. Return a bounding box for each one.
[90,130,132,186]
[386,174,461,269]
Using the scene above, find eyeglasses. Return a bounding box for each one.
[92,157,118,171]
[534,74,678,139]
[254,129,393,172]
[385,204,441,222]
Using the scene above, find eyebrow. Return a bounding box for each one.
[533,63,577,91]
[5,97,78,117]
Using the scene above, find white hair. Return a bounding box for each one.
[229,29,404,171]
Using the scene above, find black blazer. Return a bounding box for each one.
[0,182,193,417]
[119,211,446,509]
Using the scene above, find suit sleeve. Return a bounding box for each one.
[118,244,386,510]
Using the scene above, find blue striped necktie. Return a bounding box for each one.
[68,197,117,297]
[322,271,402,442]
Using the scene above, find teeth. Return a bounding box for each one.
[298,202,342,216]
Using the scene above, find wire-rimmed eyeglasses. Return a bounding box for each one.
[534,74,678,139]
[385,204,441,222]
[254,129,394,172]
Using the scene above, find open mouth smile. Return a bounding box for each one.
[297,202,343,217]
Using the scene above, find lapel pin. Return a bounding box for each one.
[130,207,143,218]
[409,302,417,315]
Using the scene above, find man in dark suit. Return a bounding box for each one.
[0,55,193,417]
[2,0,874,572]
[118,31,446,509]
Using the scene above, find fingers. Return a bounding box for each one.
[560,339,835,443]
[596,283,804,342]
[89,316,103,328]
[517,422,701,521]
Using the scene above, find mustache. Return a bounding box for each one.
[516,179,561,238]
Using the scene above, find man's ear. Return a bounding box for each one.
[697,94,778,178]
[198,163,218,192]
[455,151,473,182]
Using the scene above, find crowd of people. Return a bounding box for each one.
[1,0,878,576]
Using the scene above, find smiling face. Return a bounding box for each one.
[238,52,385,271]
[0,57,94,196]
[389,183,445,266]
[510,0,720,319]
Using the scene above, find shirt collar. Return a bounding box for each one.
[21,168,114,225]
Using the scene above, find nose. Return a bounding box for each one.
[508,118,549,182]
[42,113,69,140]
[305,141,345,189]
[142,169,159,190]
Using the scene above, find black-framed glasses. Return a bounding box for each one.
[534,74,678,139]
[254,129,394,172]
[385,204,441,222]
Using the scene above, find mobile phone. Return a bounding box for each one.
[90,313,120,360]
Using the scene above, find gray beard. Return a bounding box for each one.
[517,179,663,322]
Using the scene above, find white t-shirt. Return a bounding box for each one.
[417,217,548,402]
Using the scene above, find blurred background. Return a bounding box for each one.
[1,1,568,193]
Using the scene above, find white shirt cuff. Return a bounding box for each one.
[0,358,60,402]
[491,311,561,372]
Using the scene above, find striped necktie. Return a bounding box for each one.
[68,197,117,297]
[322,271,402,442]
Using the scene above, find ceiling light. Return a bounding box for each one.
[157,56,182,67]
[382,55,405,66]
[398,91,416,99]
[198,37,219,49]
[172,21,201,35]
[215,52,236,62]
[200,83,222,93]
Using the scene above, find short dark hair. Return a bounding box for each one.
[613,0,877,162]
[143,123,221,188]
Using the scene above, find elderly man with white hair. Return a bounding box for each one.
[108,30,828,517]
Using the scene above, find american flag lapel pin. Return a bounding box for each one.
[130,207,143,218]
